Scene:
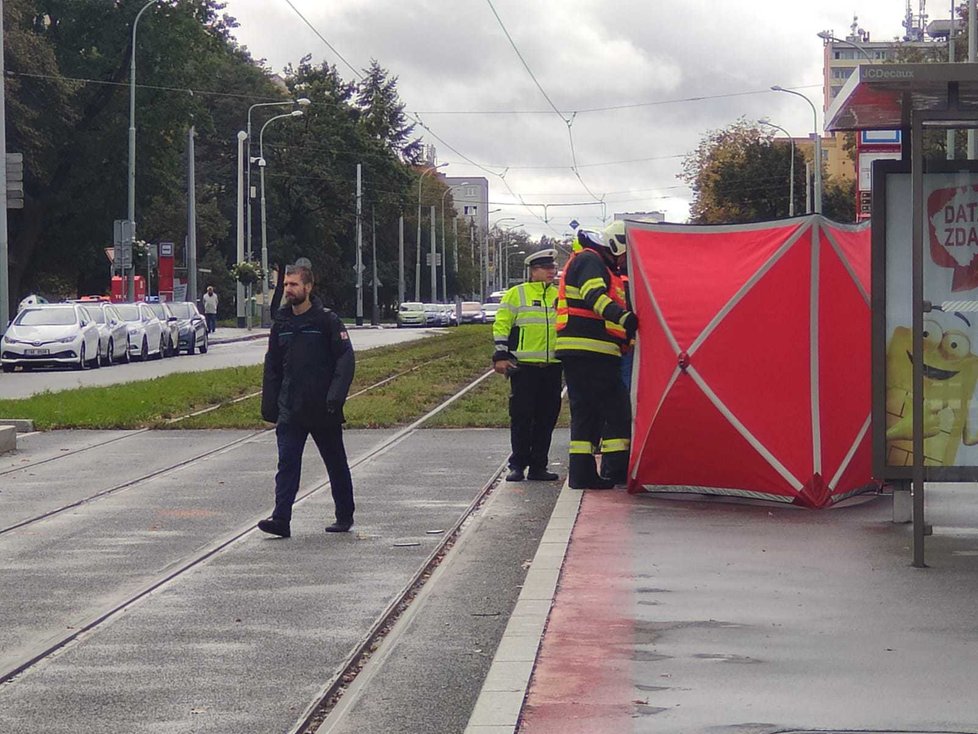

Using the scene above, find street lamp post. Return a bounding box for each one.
[415,163,447,301]
[127,0,158,302]
[489,217,515,292]
[441,182,468,302]
[759,119,795,216]
[816,30,874,61]
[246,98,310,266]
[771,86,822,214]
[257,109,304,327]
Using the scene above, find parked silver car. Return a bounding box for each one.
[167,301,208,355]
[145,301,180,356]
[82,302,130,366]
[1,303,102,371]
[113,302,165,361]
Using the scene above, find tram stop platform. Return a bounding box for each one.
[469,480,978,733]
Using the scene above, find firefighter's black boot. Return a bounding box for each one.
[568,454,615,490]
[598,451,629,485]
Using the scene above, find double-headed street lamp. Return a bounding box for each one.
[758,119,795,217]
[771,85,822,214]
[247,98,310,264]
[256,109,304,326]
[416,163,448,301]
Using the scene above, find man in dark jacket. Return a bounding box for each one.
[258,262,356,537]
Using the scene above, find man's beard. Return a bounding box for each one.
[286,291,308,306]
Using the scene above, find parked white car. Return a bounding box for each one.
[113,302,165,361]
[1,303,102,372]
[86,302,131,365]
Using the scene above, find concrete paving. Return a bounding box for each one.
[513,483,978,734]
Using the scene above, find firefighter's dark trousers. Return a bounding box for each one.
[562,354,631,486]
[508,362,563,472]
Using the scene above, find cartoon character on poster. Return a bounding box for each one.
[885,183,978,467]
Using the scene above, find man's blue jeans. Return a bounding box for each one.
[273,422,355,525]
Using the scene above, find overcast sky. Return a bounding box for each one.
[223,0,922,238]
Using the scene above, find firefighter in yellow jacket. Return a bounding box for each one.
[492,248,562,482]
[556,229,637,489]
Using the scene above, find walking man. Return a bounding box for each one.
[258,261,356,537]
[202,285,218,334]
[492,248,562,482]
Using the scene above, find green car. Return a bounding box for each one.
[396,301,426,327]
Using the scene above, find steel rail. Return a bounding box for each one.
[0,369,495,687]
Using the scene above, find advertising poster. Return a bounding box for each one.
[881,169,978,476]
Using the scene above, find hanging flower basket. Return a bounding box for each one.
[231,261,263,286]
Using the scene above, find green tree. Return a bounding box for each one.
[681,118,805,224]
[356,59,422,163]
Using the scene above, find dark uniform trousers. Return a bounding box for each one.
[508,363,563,472]
[273,422,355,525]
[562,354,631,484]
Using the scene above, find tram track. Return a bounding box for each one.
[0,368,495,688]
[0,356,458,538]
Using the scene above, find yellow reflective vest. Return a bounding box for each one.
[492,281,559,364]
[555,249,629,359]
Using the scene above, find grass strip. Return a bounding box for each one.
[0,366,263,430]
[0,326,577,431]
[177,327,496,429]
[424,373,571,429]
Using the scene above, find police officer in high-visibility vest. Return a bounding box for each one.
[556,229,637,489]
[492,248,562,482]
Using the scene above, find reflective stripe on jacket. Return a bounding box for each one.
[555,249,629,359]
[492,281,559,363]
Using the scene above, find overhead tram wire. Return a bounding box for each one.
[278,0,561,236]
[10,70,820,116]
[484,0,605,212]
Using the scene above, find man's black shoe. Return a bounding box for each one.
[325,521,353,533]
[527,469,559,481]
[505,468,525,482]
[257,518,291,538]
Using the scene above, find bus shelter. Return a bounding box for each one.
[827,63,978,566]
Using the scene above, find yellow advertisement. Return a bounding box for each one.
[883,172,978,471]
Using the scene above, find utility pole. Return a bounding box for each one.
[355,163,363,326]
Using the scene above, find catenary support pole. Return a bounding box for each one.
[187,126,197,305]
[430,205,437,302]
[398,215,404,305]
[371,207,379,326]
[970,0,977,158]
[0,0,9,330]
[236,131,247,327]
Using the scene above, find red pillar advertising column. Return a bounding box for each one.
[158,241,174,301]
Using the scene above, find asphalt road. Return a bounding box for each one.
[0,326,441,400]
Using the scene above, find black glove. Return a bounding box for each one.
[326,400,343,415]
[622,311,639,339]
